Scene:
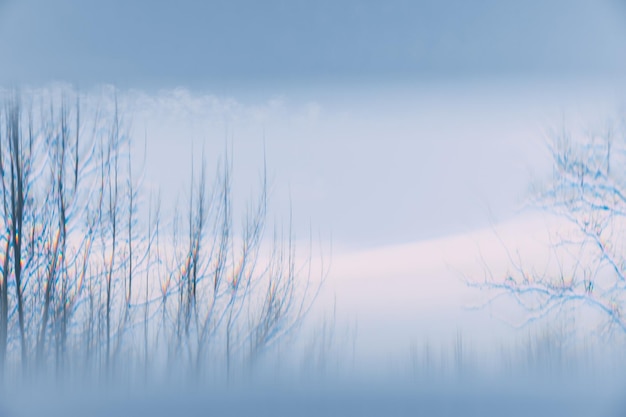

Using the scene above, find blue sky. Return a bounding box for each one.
[0,0,625,89]
[1,1,625,248]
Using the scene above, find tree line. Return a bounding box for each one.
[0,88,321,383]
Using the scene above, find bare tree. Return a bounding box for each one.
[472,122,626,337]
[0,95,36,371]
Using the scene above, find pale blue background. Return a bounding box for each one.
[0,0,625,248]
[0,0,625,89]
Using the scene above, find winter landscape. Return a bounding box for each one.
[1,1,626,416]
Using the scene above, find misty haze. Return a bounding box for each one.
[0,1,626,416]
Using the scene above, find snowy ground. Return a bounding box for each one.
[312,212,577,366]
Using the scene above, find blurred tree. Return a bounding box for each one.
[474,122,626,335]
